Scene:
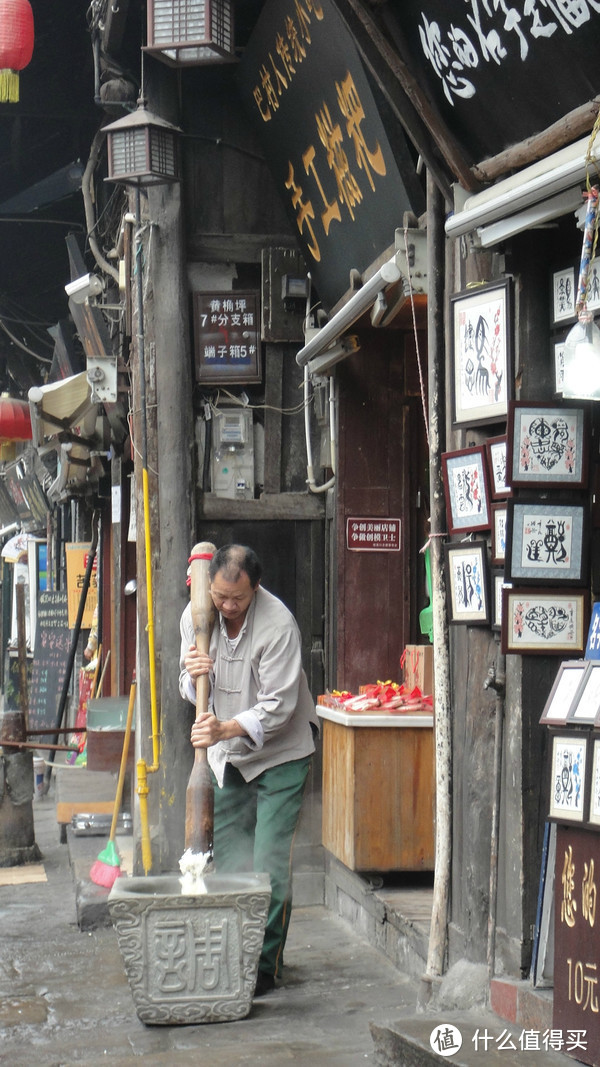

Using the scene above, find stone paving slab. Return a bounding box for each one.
[0,790,422,1066]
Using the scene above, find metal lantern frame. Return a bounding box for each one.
[104,104,181,186]
[144,0,236,67]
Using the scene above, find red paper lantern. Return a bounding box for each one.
[0,397,31,441]
[0,0,34,103]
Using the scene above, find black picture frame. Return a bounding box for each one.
[506,401,589,489]
[485,434,512,500]
[548,733,589,824]
[505,499,588,587]
[501,587,589,656]
[441,446,492,535]
[451,279,512,428]
[444,540,490,626]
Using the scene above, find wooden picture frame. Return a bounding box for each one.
[501,587,589,656]
[441,446,492,534]
[485,434,511,499]
[567,661,600,725]
[491,569,504,632]
[548,733,588,823]
[444,540,490,625]
[451,279,512,427]
[506,401,589,489]
[490,503,507,566]
[505,500,588,586]
[539,660,588,725]
[552,266,576,325]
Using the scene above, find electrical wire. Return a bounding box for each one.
[0,317,52,363]
[208,387,310,417]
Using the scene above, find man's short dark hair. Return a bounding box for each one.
[210,544,262,588]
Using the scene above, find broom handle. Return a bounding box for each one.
[108,679,136,843]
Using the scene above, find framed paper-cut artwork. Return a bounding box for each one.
[501,588,589,656]
[485,435,511,499]
[505,500,587,587]
[441,447,492,535]
[451,279,512,427]
[548,734,587,823]
[506,401,589,489]
[552,267,576,324]
[490,503,507,566]
[587,739,600,827]
[444,540,490,625]
[539,660,588,725]
[567,661,600,725]
[491,569,504,632]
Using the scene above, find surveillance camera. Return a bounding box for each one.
[64,273,104,304]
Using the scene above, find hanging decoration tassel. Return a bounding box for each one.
[0,0,34,104]
[0,68,19,102]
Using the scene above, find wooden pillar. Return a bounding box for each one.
[147,180,195,873]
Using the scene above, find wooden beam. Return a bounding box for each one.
[199,492,325,521]
[472,97,600,184]
[187,233,297,264]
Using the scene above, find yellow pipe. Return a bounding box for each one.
[137,757,152,875]
[142,465,160,773]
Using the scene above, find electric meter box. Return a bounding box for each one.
[212,408,255,500]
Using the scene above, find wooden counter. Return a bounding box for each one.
[317,706,435,873]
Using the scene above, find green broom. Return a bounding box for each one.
[90,677,136,889]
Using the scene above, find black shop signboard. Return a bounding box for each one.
[237,0,424,312]
[554,825,600,1064]
[29,591,70,733]
[389,1,600,166]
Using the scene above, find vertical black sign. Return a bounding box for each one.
[237,0,423,311]
[29,591,71,732]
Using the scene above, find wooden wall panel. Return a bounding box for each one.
[334,330,428,693]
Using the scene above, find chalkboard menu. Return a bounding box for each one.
[29,591,71,733]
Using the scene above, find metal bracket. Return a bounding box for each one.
[394,228,428,295]
[87,356,118,403]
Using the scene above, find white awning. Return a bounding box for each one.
[27,373,101,503]
[28,373,97,447]
[445,135,600,244]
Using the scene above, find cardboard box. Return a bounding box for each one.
[402,644,434,696]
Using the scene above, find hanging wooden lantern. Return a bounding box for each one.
[104,102,181,186]
[144,0,236,67]
[0,0,34,103]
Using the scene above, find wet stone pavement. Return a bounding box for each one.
[0,789,420,1066]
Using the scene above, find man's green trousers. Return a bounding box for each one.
[210,755,312,978]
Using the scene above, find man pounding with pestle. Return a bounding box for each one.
[179,544,319,997]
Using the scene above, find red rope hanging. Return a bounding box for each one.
[0,0,34,103]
